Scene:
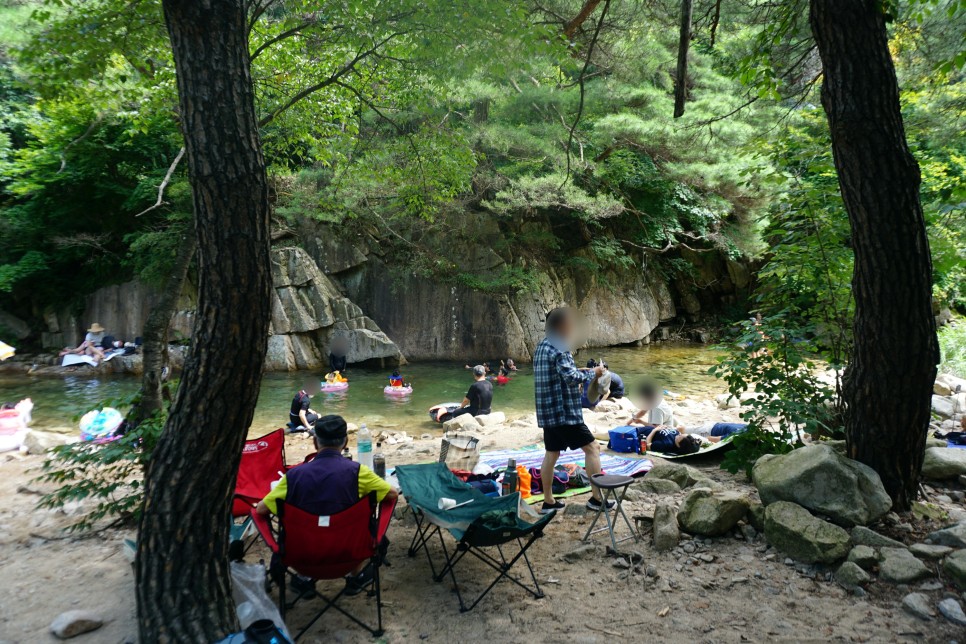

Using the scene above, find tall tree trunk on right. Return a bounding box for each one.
[137,227,195,423]
[809,0,939,509]
[673,0,693,118]
[135,0,272,639]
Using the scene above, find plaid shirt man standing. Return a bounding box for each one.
[533,307,610,513]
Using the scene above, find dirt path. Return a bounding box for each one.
[1,443,958,644]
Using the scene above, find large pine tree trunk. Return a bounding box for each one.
[137,228,195,423]
[135,0,272,640]
[809,0,939,509]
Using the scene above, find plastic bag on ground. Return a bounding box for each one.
[230,561,292,642]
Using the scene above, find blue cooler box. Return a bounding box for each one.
[608,426,641,453]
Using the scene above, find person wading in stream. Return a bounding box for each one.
[533,306,612,514]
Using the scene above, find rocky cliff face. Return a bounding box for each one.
[264,247,403,370]
[336,254,675,362]
[48,216,746,370]
[305,212,682,362]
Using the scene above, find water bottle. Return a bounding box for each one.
[501,458,518,496]
[357,424,373,469]
[373,442,386,479]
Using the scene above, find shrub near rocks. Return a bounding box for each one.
[763,501,851,564]
[752,444,892,527]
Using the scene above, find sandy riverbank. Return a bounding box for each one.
[1,396,963,643]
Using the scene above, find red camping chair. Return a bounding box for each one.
[230,428,288,560]
[251,493,396,639]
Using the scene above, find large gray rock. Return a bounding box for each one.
[878,547,933,584]
[937,373,966,394]
[921,447,966,480]
[938,598,966,626]
[764,501,851,564]
[50,610,103,640]
[902,592,936,620]
[264,333,323,371]
[647,462,718,490]
[442,414,481,433]
[0,310,30,339]
[851,526,904,549]
[834,561,870,590]
[23,430,75,455]
[677,488,750,537]
[908,543,953,560]
[927,522,966,548]
[752,444,892,527]
[260,248,403,370]
[932,395,955,419]
[943,549,966,589]
[746,501,765,532]
[935,381,953,396]
[847,545,878,570]
[634,478,682,495]
[303,228,369,275]
[476,412,506,427]
[653,502,680,552]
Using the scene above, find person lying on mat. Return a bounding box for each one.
[639,426,703,455]
[627,381,676,428]
[534,306,611,514]
[257,415,398,596]
[686,422,749,443]
[289,377,321,430]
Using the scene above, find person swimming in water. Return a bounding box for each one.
[388,370,405,387]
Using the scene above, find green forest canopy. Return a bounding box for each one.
[0,0,964,339]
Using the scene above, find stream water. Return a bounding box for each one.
[0,343,724,434]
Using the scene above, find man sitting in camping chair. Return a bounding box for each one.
[257,415,398,596]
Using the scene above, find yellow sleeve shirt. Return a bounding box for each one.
[260,464,391,515]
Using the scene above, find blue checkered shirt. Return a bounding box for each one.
[533,335,592,429]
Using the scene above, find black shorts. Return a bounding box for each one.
[543,423,595,452]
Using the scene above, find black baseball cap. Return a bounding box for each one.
[313,415,348,441]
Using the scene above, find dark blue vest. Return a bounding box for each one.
[284,450,360,516]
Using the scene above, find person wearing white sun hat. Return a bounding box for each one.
[58,322,107,361]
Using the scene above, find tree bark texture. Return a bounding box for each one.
[135,0,273,640]
[564,0,603,39]
[809,0,939,508]
[136,228,196,423]
[673,0,693,118]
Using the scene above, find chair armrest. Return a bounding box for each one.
[376,496,397,542]
[250,509,279,553]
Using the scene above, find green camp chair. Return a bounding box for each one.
[395,463,556,612]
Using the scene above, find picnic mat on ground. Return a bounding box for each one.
[479,445,653,503]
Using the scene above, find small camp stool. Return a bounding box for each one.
[582,473,638,550]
